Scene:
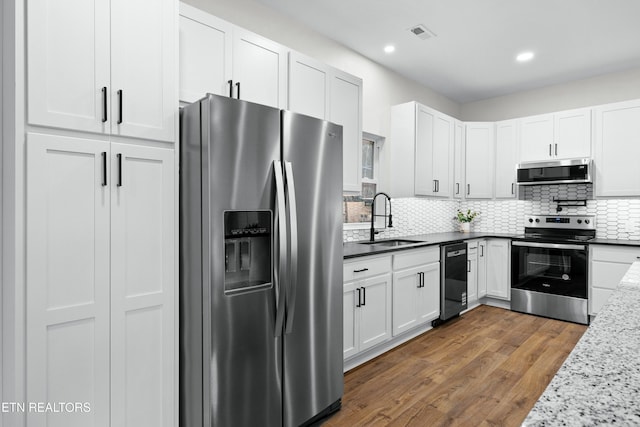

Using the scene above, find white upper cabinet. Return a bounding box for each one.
[594,99,640,197]
[391,102,453,198]
[330,70,363,192]
[179,4,287,109]
[465,122,494,199]
[28,0,177,142]
[232,28,288,108]
[494,120,519,199]
[179,5,232,102]
[519,108,591,162]
[453,120,465,199]
[288,52,330,120]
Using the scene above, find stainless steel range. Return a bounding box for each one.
[511,215,596,325]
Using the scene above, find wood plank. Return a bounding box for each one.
[324,305,586,426]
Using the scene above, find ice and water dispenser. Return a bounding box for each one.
[223,211,272,294]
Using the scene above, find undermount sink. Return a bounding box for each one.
[360,239,424,247]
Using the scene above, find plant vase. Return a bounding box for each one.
[459,222,471,233]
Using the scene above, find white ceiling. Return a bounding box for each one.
[253,0,640,103]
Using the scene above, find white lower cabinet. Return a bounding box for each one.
[343,255,392,360]
[467,241,479,303]
[26,133,176,426]
[590,245,640,315]
[477,240,487,298]
[392,248,440,336]
[485,239,511,300]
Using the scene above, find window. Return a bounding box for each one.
[343,132,383,226]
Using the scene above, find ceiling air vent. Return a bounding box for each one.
[409,24,436,40]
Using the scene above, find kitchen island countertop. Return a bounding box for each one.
[523,261,640,426]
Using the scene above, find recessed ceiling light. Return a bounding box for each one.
[384,45,395,54]
[516,51,535,62]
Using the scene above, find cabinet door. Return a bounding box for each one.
[111,0,177,142]
[343,282,359,359]
[453,120,465,199]
[26,133,111,426]
[359,274,392,352]
[27,0,110,133]
[467,245,478,303]
[485,240,510,300]
[330,70,363,192]
[179,4,233,103]
[477,241,487,298]
[432,114,453,197]
[418,262,441,323]
[232,28,288,109]
[594,100,640,197]
[415,106,435,195]
[495,120,518,199]
[555,108,591,159]
[465,123,494,199]
[392,267,422,336]
[110,144,175,427]
[288,52,329,119]
[519,114,554,162]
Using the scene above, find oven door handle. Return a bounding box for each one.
[512,241,587,251]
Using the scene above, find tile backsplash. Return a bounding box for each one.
[343,183,640,242]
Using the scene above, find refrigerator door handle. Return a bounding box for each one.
[284,161,299,334]
[273,160,287,337]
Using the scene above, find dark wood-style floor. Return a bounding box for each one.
[323,305,587,427]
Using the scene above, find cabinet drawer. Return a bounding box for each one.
[393,246,440,270]
[591,245,640,263]
[344,255,392,282]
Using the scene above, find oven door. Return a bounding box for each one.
[511,241,588,298]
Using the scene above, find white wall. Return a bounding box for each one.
[461,67,640,121]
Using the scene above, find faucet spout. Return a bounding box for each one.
[369,192,392,242]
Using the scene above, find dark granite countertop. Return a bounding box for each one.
[343,232,640,259]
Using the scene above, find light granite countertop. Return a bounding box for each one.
[523,261,640,426]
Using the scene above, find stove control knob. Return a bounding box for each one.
[577,219,583,224]
[528,218,534,223]
[585,219,590,224]
[535,218,540,223]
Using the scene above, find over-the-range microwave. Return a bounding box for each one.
[516,158,592,185]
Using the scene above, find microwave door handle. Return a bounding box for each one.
[284,161,299,335]
[273,161,287,337]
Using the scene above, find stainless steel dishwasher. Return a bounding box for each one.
[434,242,468,325]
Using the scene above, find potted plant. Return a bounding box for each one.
[456,209,479,233]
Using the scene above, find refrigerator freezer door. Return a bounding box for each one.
[281,111,344,426]
[180,94,283,427]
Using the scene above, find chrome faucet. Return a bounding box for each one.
[369,192,393,242]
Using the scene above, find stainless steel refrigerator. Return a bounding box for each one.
[179,94,344,427]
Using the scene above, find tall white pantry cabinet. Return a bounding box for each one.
[3,0,179,426]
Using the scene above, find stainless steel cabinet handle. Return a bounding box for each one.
[101,87,108,123]
[555,143,558,156]
[353,268,369,273]
[417,272,421,288]
[511,182,515,195]
[284,162,299,334]
[480,244,484,257]
[362,286,366,306]
[456,183,460,195]
[436,180,439,193]
[228,80,233,97]
[467,184,471,196]
[549,144,552,157]
[433,180,437,193]
[101,152,107,186]
[273,161,287,337]
[117,89,123,124]
[467,260,471,272]
[235,82,240,99]
[116,153,122,187]
[356,288,361,308]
